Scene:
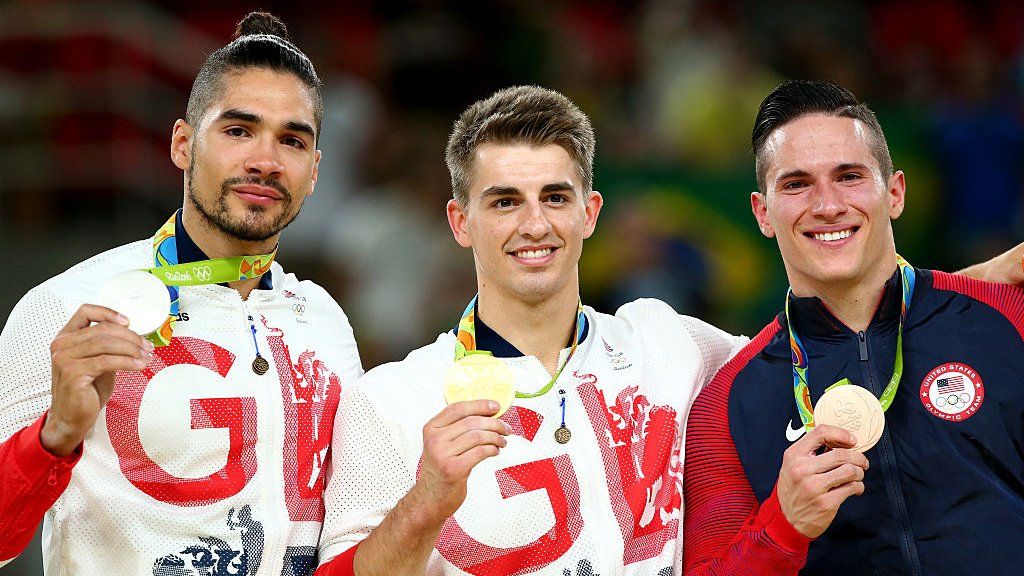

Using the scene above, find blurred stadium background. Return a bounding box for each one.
[1,1,1022,573]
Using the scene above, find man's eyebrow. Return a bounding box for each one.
[541,181,575,193]
[775,169,811,184]
[284,120,316,140]
[480,185,521,198]
[217,109,261,124]
[834,162,871,173]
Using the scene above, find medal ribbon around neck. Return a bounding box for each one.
[147,211,277,347]
[454,295,587,398]
[787,255,915,431]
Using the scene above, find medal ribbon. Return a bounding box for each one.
[787,255,915,430]
[454,295,586,398]
[147,211,277,347]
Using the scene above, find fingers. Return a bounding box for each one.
[790,424,857,457]
[447,428,508,458]
[804,447,870,476]
[60,304,129,334]
[820,462,867,491]
[53,321,152,363]
[452,444,502,472]
[427,400,502,428]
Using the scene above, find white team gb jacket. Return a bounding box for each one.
[0,239,363,576]
[319,299,746,576]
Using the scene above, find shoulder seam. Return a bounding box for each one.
[930,270,1024,342]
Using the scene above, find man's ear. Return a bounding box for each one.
[751,191,775,238]
[582,190,604,240]
[308,149,322,197]
[447,199,473,248]
[171,119,194,171]
[887,170,906,220]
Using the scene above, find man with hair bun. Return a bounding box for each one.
[683,79,1024,575]
[0,12,360,576]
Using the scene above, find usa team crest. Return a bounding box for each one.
[919,362,984,422]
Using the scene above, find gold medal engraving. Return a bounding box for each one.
[813,385,885,452]
[554,426,572,444]
[443,354,515,417]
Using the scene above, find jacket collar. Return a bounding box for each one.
[786,267,902,338]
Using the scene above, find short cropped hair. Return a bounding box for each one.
[185,12,323,141]
[752,80,893,193]
[446,85,595,206]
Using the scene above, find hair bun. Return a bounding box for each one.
[234,12,290,40]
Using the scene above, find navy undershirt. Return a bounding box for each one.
[173,210,274,291]
[473,305,589,358]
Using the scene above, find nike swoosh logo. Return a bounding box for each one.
[786,420,806,442]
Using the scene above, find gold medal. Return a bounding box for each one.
[554,426,571,444]
[813,385,885,452]
[252,356,270,375]
[443,354,515,417]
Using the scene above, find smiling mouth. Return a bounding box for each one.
[806,227,858,242]
[513,248,554,259]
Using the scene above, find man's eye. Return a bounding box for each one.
[782,180,807,191]
[839,172,862,182]
[282,136,306,149]
[226,127,249,138]
[495,198,515,208]
[547,194,567,203]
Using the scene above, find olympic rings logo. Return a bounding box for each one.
[934,393,971,408]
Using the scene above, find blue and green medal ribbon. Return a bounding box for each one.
[454,295,587,398]
[146,211,277,347]
[786,255,915,430]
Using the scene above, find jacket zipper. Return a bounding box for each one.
[859,330,923,575]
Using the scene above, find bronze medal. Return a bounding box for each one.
[252,356,270,375]
[554,425,572,444]
[813,385,885,452]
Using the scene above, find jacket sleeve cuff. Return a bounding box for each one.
[759,487,812,554]
[12,412,81,488]
[315,543,360,576]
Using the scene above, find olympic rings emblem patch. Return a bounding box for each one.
[920,362,984,422]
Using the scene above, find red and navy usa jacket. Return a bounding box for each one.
[683,268,1024,575]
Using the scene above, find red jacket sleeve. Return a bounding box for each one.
[314,543,359,576]
[0,412,80,561]
[683,320,811,575]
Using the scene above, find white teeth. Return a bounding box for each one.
[516,248,552,259]
[812,229,853,242]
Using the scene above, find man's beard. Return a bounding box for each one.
[187,155,300,243]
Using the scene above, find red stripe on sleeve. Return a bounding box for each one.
[684,318,810,575]
[931,271,1024,341]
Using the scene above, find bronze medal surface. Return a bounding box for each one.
[813,385,885,452]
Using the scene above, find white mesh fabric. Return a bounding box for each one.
[1,239,362,576]
[0,286,74,440]
[320,299,742,575]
